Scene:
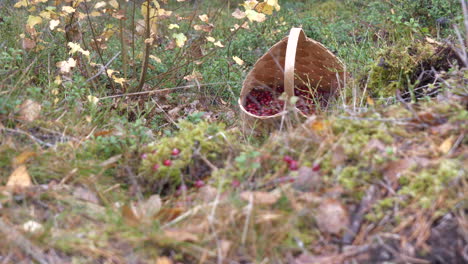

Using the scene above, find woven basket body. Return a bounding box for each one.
[239,28,345,130]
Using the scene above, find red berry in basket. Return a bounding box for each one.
[289,160,299,171]
[163,159,172,166]
[171,148,180,156]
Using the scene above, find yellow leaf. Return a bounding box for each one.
[439,136,455,154]
[113,77,126,86]
[255,2,273,15]
[243,0,259,10]
[54,75,62,85]
[94,1,106,9]
[206,36,215,42]
[214,41,224,47]
[13,151,37,166]
[232,56,244,65]
[62,6,75,14]
[198,14,209,22]
[27,15,42,28]
[87,95,99,105]
[6,165,32,188]
[49,19,60,30]
[245,10,266,22]
[14,0,28,8]
[109,0,119,9]
[68,42,81,54]
[266,0,281,11]
[39,10,51,19]
[366,96,375,106]
[149,55,161,63]
[106,69,117,76]
[56,58,76,73]
[172,33,187,48]
[168,24,179,29]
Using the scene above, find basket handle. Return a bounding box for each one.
[284,28,305,98]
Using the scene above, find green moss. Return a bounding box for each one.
[140,120,238,186]
[399,159,461,208]
[368,40,444,98]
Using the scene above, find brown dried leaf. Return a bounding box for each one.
[316,199,349,235]
[164,229,198,242]
[22,38,36,51]
[439,135,455,154]
[292,166,320,192]
[240,190,281,205]
[383,159,414,186]
[332,145,347,166]
[122,203,141,225]
[155,257,173,264]
[13,151,37,166]
[73,186,99,204]
[6,165,32,188]
[18,99,41,122]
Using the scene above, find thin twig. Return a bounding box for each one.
[85,51,121,83]
[0,219,49,264]
[97,81,238,100]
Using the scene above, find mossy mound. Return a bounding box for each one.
[139,119,239,191]
[368,38,459,99]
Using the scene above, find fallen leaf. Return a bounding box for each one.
[233,56,244,66]
[155,257,173,264]
[232,8,246,19]
[22,38,36,51]
[331,145,347,166]
[383,159,414,187]
[122,203,141,225]
[198,14,209,22]
[139,194,162,219]
[13,151,37,166]
[7,165,32,188]
[315,199,349,235]
[172,33,187,48]
[57,57,76,73]
[18,99,41,122]
[23,220,43,234]
[292,166,320,192]
[73,186,100,204]
[164,229,198,242]
[155,208,184,222]
[240,190,281,205]
[439,135,455,154]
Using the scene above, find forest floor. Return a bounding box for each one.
[0,0,467,263]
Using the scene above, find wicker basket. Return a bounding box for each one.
[239,28,346,127]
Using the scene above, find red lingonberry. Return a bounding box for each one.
[163,159,172,166]
[283,155,294,164]
[194,180,205,188]
[312,163,321,172]
[171,148,180,156]
[289,160,299,171]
